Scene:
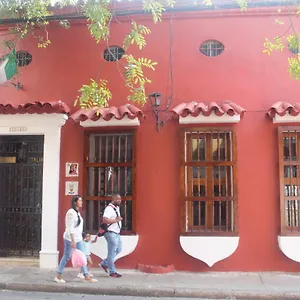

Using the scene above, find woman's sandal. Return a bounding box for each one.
[84,277,98,283]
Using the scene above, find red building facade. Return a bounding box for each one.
[0,1,300,272]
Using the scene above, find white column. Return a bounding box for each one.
[0,114,67,269]
[39,127,63,268]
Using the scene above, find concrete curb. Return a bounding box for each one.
[3,282,300,299]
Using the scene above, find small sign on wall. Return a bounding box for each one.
[65,162,79,177]
[9,127,27,132]
[65,181,79,196]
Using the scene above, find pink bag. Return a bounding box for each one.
[71,249,87,268]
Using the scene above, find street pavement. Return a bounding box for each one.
[1,265,300,299]
[0,291,223,300]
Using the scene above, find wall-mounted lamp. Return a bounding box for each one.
[149,92,165,131]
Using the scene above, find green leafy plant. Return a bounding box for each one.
[202,0,213,6]
[0,0,248,109]
[83,0,112,43]
[263,37,285,55]
[75,79,111,109]
[288,56,300,80]
[123,21,151,50]
[124,55,157,104]
[287,34,300,53]
[236,0,247,11]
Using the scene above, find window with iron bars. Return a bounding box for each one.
[199,40,224,57]
[181,129,237,235]
[278,127,300,235]
[85,132,135,235]
[103,46,125,62]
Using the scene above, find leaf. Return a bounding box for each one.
[287,33,300,54]
[123,54,158,105]
[123,22,150,50]
[76,79,112,109]
[236,0,247,11]
[263,37,285,55]
[275,19,284,25]
[202,0,212,5]
[83,1,112,43]
[142,0,165,23]
[288,55,300,81]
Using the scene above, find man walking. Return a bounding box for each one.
[100,193,123,278]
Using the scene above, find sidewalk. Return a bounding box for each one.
[1,265,300,299]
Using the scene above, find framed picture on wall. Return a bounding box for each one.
[65,181,79,196]
[66,162,79,177]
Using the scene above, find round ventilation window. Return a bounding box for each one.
[16,50,32,67]
[199,40,224,57]
[103,46,125,62]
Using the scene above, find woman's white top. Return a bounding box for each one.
[63,208,83,243]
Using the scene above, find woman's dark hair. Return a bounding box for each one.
[71,195,82,227]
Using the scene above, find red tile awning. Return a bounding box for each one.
[268,101,300,118]
[0,101,70,114]
[70,104,145,122]
[171,101,246,118]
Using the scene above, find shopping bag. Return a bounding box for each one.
[71,249,87,268]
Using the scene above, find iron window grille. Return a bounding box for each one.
[103,46,125,62]
[199,40,224,57]
[85,132,135,234]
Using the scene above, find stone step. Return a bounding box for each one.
[0,257,39,267]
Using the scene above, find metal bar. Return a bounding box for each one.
[288,200,291,228]
[198,201,201,227]
[289,132,293,231]
[99,135,102,163]
[225,165,229,197]
[104,167,108,196]
[218,166,221,197]
[124,201,127,230]
[197,167,200,197]
[224,132,227,161]
[197,131,200,161]
[217,131,220,161]
[125,135,128,163]
[94,136,99,162]
[218,201,221,230]
[288,131,292,161]
[298,165,300,231]
[105,136,108,163]
[226,200,229,231]
[190,131,193,162]
[183,161,234,167]
[112,136,115,163]
[125,167,128,196]
[118,136,121,163]
[86,162,132,168]
[118,167,121,194]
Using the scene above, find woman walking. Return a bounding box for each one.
[54,195,97,283]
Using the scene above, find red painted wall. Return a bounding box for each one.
[1,7,300,271]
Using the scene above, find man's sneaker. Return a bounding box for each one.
[99,263,108,273]
[54,277,66,283]
[110,272,122,278]
[77,273,85,279]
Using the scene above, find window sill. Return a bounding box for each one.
[181,231,238,237]
[278,236,300,263]
[180,236,239,267]
[91,234,138,261]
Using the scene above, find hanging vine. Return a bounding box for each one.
[0,0,248,108]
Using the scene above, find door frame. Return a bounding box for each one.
[0,113,67,268]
